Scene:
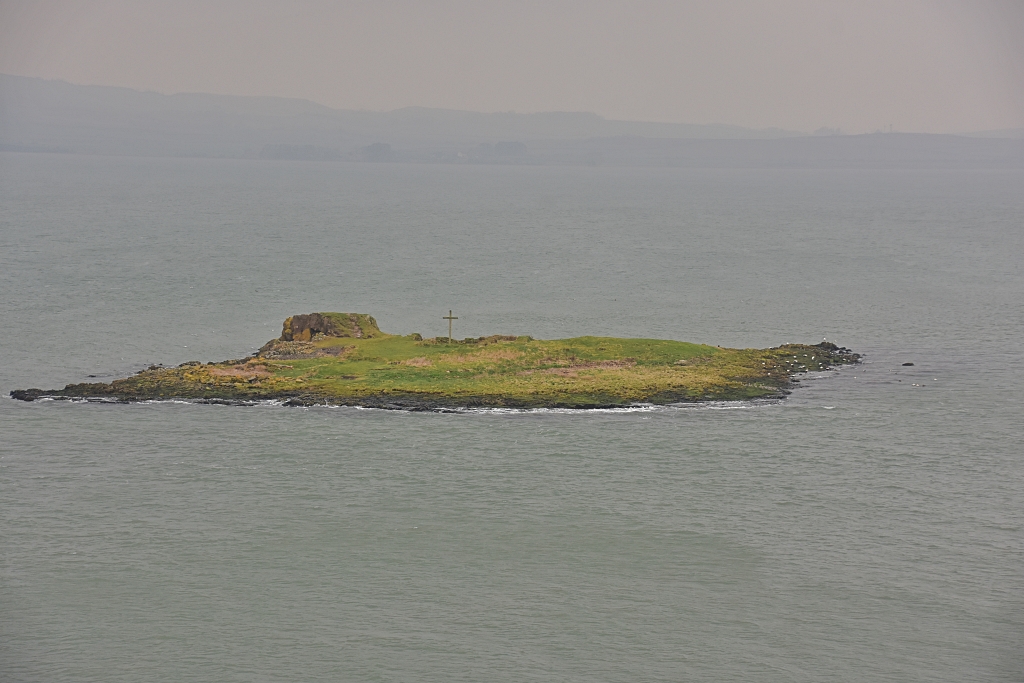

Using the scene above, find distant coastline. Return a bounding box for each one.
[3,74,1023,168]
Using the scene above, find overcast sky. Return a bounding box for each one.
[1,0,1022,134]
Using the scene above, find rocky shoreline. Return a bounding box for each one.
[11,313,860,409]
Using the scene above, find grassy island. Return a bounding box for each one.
[11,312,859,409]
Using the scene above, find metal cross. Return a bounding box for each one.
[443,310,458,342]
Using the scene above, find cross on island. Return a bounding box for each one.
[443,310,458,342]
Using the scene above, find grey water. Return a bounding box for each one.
[1,152,1022,682]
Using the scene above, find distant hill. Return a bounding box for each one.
[0,74,798,157]
[2,74,1023,167]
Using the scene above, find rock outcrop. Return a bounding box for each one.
[280,313,381,341]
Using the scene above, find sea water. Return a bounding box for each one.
[1,153,1022,682]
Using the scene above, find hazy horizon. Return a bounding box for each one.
[3,72,810,134]
[8,71,1024,138]
[2,0,1022,135]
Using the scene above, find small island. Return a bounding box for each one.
[10,312,859,410]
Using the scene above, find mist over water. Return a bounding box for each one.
[1,153,1022,681]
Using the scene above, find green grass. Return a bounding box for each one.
[11,315,859,408]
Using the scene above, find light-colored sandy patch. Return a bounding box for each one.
[403,357,433,367]
[208,364,273,379]
[445,348,525,364]
[535,358,637,370]
[574,359,636,369]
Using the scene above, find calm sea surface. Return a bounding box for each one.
[1,152,1022,682]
